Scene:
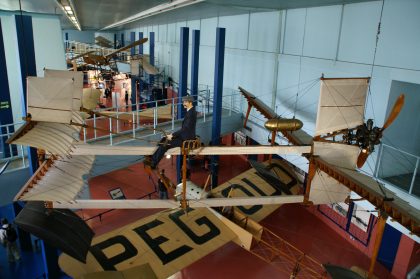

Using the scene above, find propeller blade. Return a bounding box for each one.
[106,38,148,58]
[356,150,369,168]
[383,94,405,130]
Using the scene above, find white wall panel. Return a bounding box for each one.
[365,66,420,125]
[248,11,281,52]
[170,44,180,82]
[197,46,215,86]
[32,16,66,76]
[159,24,167,43]
[1,14,24,122]
[218,14,249,50]
[175,21,187,43]
[63,29,95,44]
[375,0,420,70]
[152,25,159,42]
[283,9,306,55]
[338,1,381,64]
[276,55,303,117]
[303,5,341,59]
[276,55,373,129]
[187,19,200,43]
[200,17,217,46]
[224,49,277,123]
[167,23,176,43]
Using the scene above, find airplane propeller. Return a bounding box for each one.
[356,94,405,168]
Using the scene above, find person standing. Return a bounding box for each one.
[0,218,21,263]
[145,95,197,169]
[125,90,129,106]
[104,86,111,99]
[158,169,169,199]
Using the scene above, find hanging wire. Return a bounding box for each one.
[366,0,385,121]
[293,8,308,119]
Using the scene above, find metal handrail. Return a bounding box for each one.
[374,143,419,196]
[0,87,244,172]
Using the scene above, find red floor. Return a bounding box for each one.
[80,154,395,279]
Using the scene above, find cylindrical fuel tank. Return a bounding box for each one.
[264,118,303,131]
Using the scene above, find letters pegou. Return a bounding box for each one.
[59,207,236,279]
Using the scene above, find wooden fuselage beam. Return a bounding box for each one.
[313,157,419,236]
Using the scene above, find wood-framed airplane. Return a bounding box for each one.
[82,38,148,67]
[6,69,419,278]
[130,54,160,76]
[95,36,113,48]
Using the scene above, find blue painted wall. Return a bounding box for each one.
[377,223,402,270]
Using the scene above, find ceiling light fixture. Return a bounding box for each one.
[101,0,204,30]
[56,0,81,31]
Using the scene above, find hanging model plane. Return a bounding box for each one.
[5,70,419,278]
[95,36,113,48]
[240,78,418,235]
[83,38,148,67]
[130,54,160,76]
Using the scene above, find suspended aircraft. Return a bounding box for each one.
[130,53,160,76]
[94,35,113,48]
[83,38,148,67]
[5,70,419,278]
[66,50,95,71]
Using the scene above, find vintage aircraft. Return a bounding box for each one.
[6,70,419,278]
[95,36,113,48]
[130,54,160,76]
[83,38,148,67]
[66,50,95,71]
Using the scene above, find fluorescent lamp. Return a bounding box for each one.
[56,0,82,31]
[102,0,204,30]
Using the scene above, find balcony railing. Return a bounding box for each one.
[375,143,419,198]
[0,87,244,173]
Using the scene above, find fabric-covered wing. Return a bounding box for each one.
[15,201,94,263]
[82,88,102,110]
[14,155,94,202]
[130,59,139,76]
[27,77,75,123]
[139,57,159,75]
[77,264,157,279]
[315,78,369,136]
[312,157,420,235]
[44,69,83,111]
[8,121,80,156]
[59,207,236,279]
[211,159,302,222]
[309,142,359,204]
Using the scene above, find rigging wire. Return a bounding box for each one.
[293,8,308,119]
[366,0,385,121]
